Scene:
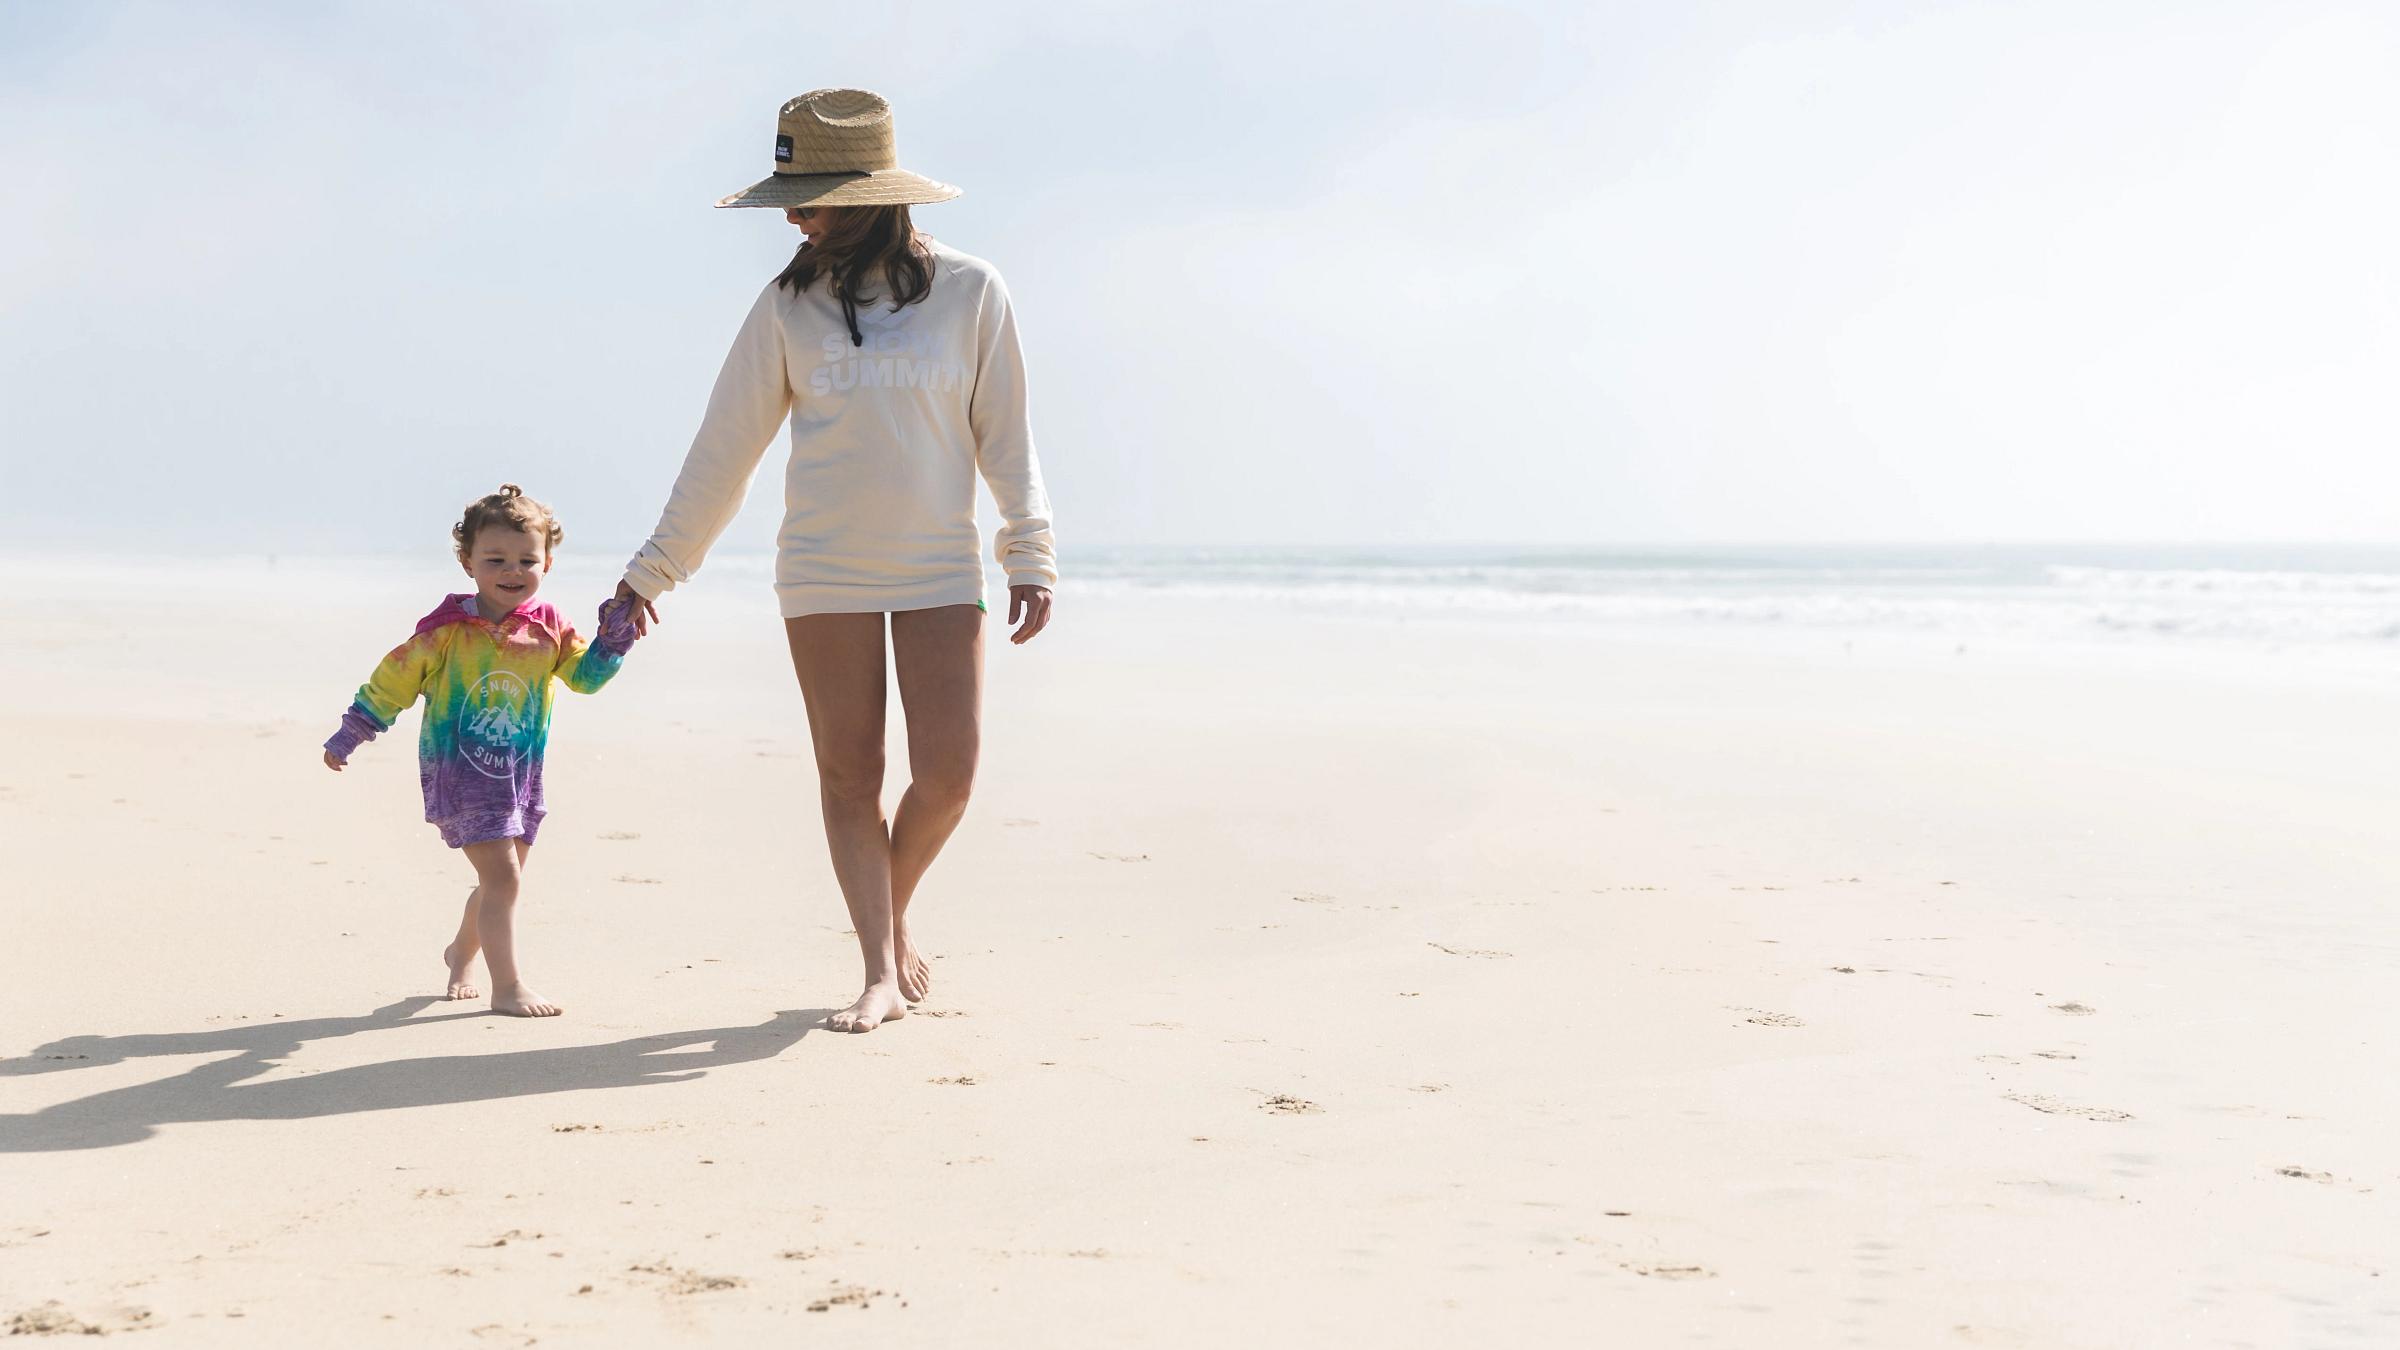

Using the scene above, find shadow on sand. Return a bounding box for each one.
[0,998,823,1152]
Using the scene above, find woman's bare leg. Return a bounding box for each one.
[786,613,907,1033]
[887,604,985,1002]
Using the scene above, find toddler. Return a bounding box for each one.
[323,484,640,1016]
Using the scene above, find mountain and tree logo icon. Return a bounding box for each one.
[459,670,532,780]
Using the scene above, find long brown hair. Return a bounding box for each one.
[774,205,935,347]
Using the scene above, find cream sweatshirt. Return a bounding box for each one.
[622,239,1057,618]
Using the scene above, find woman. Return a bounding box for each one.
[614,89,1057,1034]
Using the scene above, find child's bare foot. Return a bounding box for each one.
[442,942,481,1001]
[826,982,907,1033]
[895,924,932,1003]
[492,983,561,1017]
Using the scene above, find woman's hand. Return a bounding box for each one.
[613,581,661,637]
[1006,585,1053,645]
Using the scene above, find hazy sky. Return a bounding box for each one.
[3,0,2395,554]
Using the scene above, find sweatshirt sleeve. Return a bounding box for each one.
[553,597,640,695]
[968,272,1059,590]
[622,283,794,601]
[324,630,441,759]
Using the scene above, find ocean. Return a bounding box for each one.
[1061,544,2400,652]
[26,544,2400,659]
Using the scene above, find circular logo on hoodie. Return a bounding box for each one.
[459,670,532,779]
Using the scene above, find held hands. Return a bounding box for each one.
[1007,585,1053,645]
[612,581,660,638]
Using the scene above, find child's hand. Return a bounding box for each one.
[597,593,646,648]
[612,581,658,637]
[323,750,347,772]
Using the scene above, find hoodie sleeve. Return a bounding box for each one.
[622,283,794,601]
[968,270,1059,590]
[553,597,640,695]
[325,628,443,759]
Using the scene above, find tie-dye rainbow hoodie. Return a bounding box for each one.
[323,594,639,848]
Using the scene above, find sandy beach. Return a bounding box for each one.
[2,556,2394,1347]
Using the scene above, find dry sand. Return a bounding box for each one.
[2,557,2394,1346]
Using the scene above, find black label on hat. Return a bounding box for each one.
[775,133,793,163]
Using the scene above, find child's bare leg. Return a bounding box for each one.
[463,838,557,1017]
[441,835,527,997]
[441,891,482,999]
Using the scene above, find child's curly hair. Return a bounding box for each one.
[453,484,565,562]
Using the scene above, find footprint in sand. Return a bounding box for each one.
[915,1008,967,1019]
[2048,1002,2097,1016]
[672,1272,742,1295]
[928,1075,979,1086]
[626,1262,744,1295]
[7,1303,154,1336]
[1261,1094,1322,1115]
[2002,1091,2131,1122]
[806,1285,899,1312]
[474,1229,541,1248]
[2031,1051,2078,1061]
[1627,1263,1715,1280]
[1736,1009,1804,1027]
[1428,942,1512,960]
[1292,892,1336,904]
[2274,1165,2335,1184]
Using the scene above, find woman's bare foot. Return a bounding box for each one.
[826,982,907,1034]
[894,924,932,1003]
[442,941,481,1001]
[492,983,561,1017]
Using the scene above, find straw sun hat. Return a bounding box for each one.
[715,88,962,210]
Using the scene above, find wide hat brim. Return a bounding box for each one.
[717,169,962,210]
